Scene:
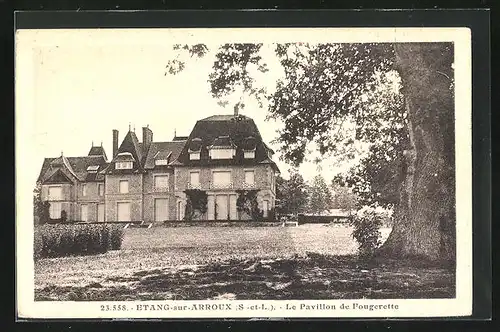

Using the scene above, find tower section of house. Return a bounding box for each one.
[102,126,186,223]
[37,145,108,222]
[171,114,280,221]
[103,128,145,222]
[141,130,185,223]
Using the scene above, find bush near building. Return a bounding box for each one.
[34,223,124,259]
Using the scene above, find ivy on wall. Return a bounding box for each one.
[184,189,208,221]
[236,190,263,221]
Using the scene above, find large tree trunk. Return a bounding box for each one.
[377,43,456,262]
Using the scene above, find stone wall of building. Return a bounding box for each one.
[104,174,143,222]
[142,168,177,222]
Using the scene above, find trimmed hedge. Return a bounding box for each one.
[34,223,124,259]
[161,221,282,227]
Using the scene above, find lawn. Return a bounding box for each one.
[34,225,455,301]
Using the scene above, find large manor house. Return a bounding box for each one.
[36,113,279,223]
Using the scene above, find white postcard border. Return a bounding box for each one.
[15,27,472,319]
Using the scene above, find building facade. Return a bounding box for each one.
[36,113,279,223]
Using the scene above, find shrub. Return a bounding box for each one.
[184,189,208,221]
[109,225,124,250]
[33,227,43,259]
[236,190,264,221]
[35,201,51,225]
[33,223,124,259]
[266,208,277,221]
[349,208,384,257]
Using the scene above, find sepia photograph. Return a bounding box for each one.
[15,26,472,319]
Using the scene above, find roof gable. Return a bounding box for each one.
[43,169,74,184]
[38,155,108,183]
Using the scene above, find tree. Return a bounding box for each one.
[275,170,309,216]
[166,42,455,262]
[330,182,359,212]
[236,189,263,221]
[184,189,208,220]
[33,182,50,225]
[33,183,41,224]
[307,174,332,215]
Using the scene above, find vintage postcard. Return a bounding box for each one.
[16,26,472,319]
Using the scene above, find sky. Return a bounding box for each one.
[22,29,358,188]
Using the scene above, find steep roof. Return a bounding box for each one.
[174,114,278,170]
[88,146,107,160]
[111,130,143,169]
[200,114,240,121]
[144,141,185,169]
[38,155,108,183]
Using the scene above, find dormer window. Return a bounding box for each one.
[153,150,171,166]
[189,152,200,160]
[189,137,202,160]
[243,136,257,159]
[87,165,99,173]
[115,152,134,169]
[208,136,236,160]
[244,150,255,159]
[209,148,235,159]
[155,159,169,166]
[116,161,133,169]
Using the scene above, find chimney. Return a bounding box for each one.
[112,129,119,158]
[142,125,153,156]
[234,104,239,116]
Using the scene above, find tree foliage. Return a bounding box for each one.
[330,182,359,211]
[349,209,384,258]
[275,169,309,215]
[33,182,50,225]
[236,189,263,221]
[307,174,333,215]
[184,189,208,220]
[167,41,455,260]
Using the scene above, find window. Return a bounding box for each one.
[189,152,200,160]
[244,170,255,185]
[82,184,87,196]
[116,161,133,169]
[244,150,255,159]
[155,198,169,222]
[48,186,62,200]
[155,159,169,165]
[154,175,169,190]
[119,180,129,194]
[98,183,104,196]
[213,171,231,186]
[97,204,105,222]
[49,202,62,219]
[81,205,88,222]
[189,171,200,187]
[117,202,131,221]
[209,149,235,160]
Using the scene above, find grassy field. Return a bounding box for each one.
[34,225,455,301]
